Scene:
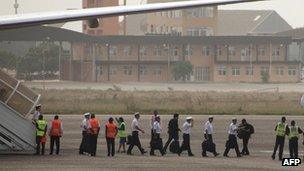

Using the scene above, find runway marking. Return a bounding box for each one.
[260,150,304,155]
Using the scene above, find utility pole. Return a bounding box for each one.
[14,0,19,14]
[123,0,127,35]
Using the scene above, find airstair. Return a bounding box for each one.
[0,70,40,152]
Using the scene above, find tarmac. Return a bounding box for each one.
[0,115,303,171]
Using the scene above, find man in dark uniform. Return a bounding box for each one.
[288,120,304,158]
[163,113,181,153]
[238,119,254,155]
[272,116,289,161]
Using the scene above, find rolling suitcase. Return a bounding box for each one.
[169,140,179,153]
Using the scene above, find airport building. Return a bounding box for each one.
[62,35,301,83]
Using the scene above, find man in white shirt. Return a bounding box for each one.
[202,116,219,157]
[150,110,158,146]
[32,104,42,123]
[127,113,147,155]
[79,113,91,155]
[178,116,194,156]
[223,118,241,157]
[150,116,165,156]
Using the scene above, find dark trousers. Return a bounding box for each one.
[50,136,60,155]
[242,136,250,155]
[36,136,45,155]
[127,131,145,154]
[224,134,241,157]
[178,133,193,155]
[150,133,165,155]
[272,136,285,160]
[163,133,179,152]
[79,131,88,154]
[106,137,115,156]
[289,137,298,158]
[89,134,98,156]
[202,134,217,156]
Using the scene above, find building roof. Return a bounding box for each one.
[218,10,292,36]
[276,27,304,40]
[0,26,292,44]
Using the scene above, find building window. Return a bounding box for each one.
[260,66,269,75]
[202,46,210,56]
[154,45,162,56]
[187,7,213,18]
[123,46,132,56]
[228,46,236,56]
[96,66,103,77]
[258,47,266,56]
[169,10,182,18]
[288,67,297,76]
[187,27,213,36]
[140,46,147,56]
[123,66,132,75]
[184,46,193,56]
[150,24,154,33]
[272,47,280,58]
[216,47,222,56]
[217,66,227,76]
[241,47,250,61]
[172,46,179,57]
[140,65,148,75]
[232,67,241,76]
[153,66,162,75]
[109,66,117,75]
[109,46,117,56]
[246,67,254,76]
[275,66,284,76]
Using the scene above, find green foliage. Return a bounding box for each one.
[17,42,60,80]
[0,51,17,70]
[172,61,193,81]
[261,72,269,83]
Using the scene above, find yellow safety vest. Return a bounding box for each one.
[117,122,127,138]
[36,120,47,136]
[289,126,299,139]
[276,122,286,137]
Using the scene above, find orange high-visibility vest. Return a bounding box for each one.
[106,122,117,138]
[90,118,100,135]
[50,120,62,136]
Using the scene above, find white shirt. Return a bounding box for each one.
[204,121,213,135]
[151,115,156,128]
[153,121,162,134]
[182,122,192,134]
[81,119,90,132]
[131,118,139,132]
[32,110,41,121]
[228,123,238,135]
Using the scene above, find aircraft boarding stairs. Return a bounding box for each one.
[0,70,40,152]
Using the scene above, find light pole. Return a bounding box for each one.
[43,37,51,91]
[14,0,19,14]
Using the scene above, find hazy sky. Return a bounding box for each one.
[0,0,303,32]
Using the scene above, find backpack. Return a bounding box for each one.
[169,140,180,153]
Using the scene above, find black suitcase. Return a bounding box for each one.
[169,140,179,153]
[225,140,235,149]
[127,135,133,145]
[151,138,163,150]
[201,140,215,152]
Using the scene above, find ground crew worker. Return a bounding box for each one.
[150,116,165,156]
[89,114,100,156]
[116,117,127,153]
[272,116,289,161]
[202,116,219,157]
[238,119,254,155]
[163,113,181,153]
[288,120,303,158]
[32,104,42,124]
[49,115,63,155]
[150,110,159,146]
[127,112,147,155]
[79,113,91,155]
[223,118,241,157]
[35,114,47,155]
[178,116,194,156]
[105,117,118,157]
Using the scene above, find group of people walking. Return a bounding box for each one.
[32,104,304,160]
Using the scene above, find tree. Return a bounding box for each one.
[261,71,269,83]
[17,42,60,80]
[0,51,17,70]
[172,61,193,81]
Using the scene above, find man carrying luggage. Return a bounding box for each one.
[163,113,181,153]
[202,116,219,157]
[150,116,165,156]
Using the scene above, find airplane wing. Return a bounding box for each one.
[0,0,266,30]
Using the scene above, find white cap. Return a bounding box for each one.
[186,116,193,120]
[134,112,140,116]
[36,104,42,107]
[232,117,237,120]
[209,116,214,119]
[84,112,90,117]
